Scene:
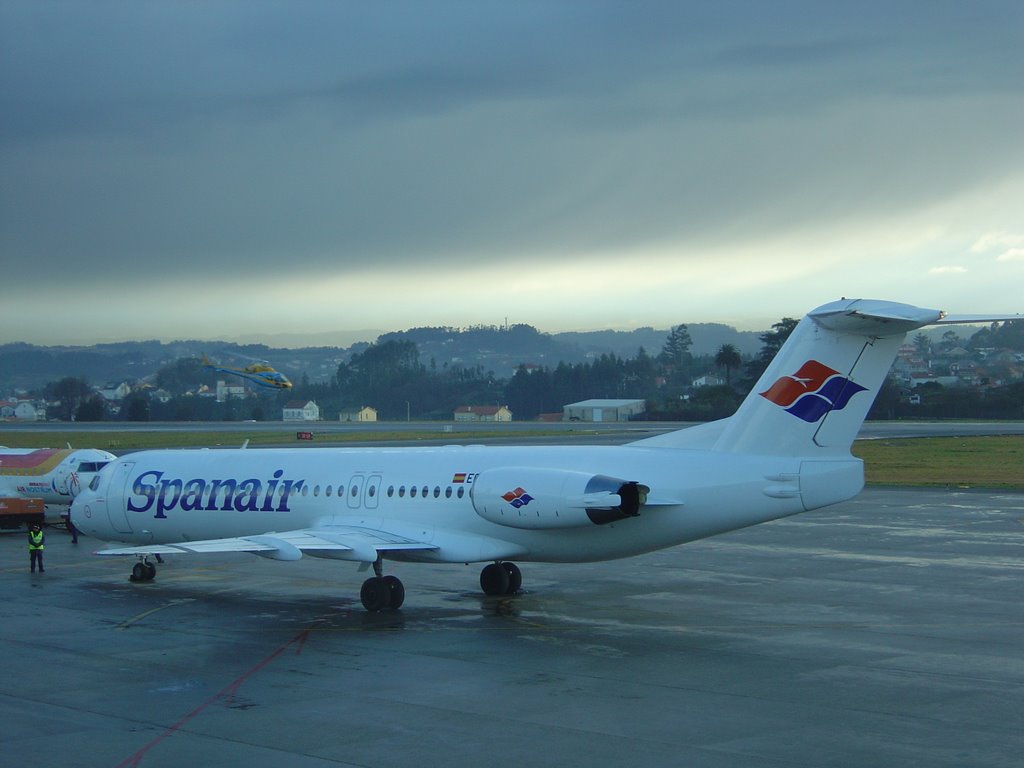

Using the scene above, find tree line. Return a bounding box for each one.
[33,317,1024,422]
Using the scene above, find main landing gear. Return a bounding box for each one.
[480,561,522,596]
[360,556,405,612]
[129,556,157,582]
[358,559,524,611]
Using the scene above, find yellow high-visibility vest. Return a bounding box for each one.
[28,531,44,551]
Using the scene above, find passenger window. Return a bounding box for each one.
[410,486,418,498]
[398,485,405,498]
[421,486,429,498]
[368,485,376,498]
[350,485,359,497]
[445,486,452,498]
[301,486,309,497]
[457,487,465,498]
[387,486,394,497]
[433,486,440,498]
[326,486,332,497]
[314,485,320,497]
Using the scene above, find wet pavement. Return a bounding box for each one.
[1,486,1021,767]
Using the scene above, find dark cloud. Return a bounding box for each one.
[1,0,1023,305]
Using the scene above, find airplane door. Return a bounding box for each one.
[346,474,364,509]
[105,462,135,534]
[54,465,72,497]
[364,475,382,510]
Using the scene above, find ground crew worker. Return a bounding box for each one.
[29,524,45,573]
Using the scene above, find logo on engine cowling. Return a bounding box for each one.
[501,487,534,508]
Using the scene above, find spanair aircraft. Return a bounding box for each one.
[71,299,1021,611]
[202,356,293,390]
[0,447,116,523]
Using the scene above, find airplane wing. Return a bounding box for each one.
[95,525,438,563]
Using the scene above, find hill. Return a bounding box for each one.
[0,322,763,394]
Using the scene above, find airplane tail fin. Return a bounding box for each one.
[631,299,1020,455]
[710,299,931,456]
[706,299,1018,457]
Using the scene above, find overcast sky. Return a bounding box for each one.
[2,1,1022,346]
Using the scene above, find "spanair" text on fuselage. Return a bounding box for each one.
[128,470,306,518]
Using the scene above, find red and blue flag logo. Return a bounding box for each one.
[502,487,534,508]
[759,360,867,423]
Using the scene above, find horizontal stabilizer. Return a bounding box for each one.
[936,313,1024,324]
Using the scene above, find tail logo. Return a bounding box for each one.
[760,360,867,423]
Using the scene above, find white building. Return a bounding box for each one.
[216,380,247,402]
[283,400,320,421]
[98,382,132,401]
[563,399,645,422]
[13,401,45,421]
[692,374,726,388]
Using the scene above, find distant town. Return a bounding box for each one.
[2,318,1022,424]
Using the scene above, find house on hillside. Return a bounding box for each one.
[692,374,726,388]
[453,405,512,422]
[283,400,320,421]
[98,382,132,402]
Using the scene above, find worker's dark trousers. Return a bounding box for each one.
[30,550,44,572]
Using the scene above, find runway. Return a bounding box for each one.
[5,419,1024,450]
[1,486,1021,767]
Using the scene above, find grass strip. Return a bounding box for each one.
[852,435,1024,489]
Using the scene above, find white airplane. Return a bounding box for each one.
[0,447,117,523]
[70,299,1021,610]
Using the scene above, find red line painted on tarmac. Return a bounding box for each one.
[114,629,310,768]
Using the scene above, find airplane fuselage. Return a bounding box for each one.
[72,444,862,563]
[0,447,116,513]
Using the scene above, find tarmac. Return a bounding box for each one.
[0,486,1021,767]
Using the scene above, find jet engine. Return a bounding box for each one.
[471,468,648,530]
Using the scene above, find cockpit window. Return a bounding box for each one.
[89,475,102,491]
[79,461,110,473]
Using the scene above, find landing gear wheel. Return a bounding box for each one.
[383,575,405,609]
[480,562,511,596]
[502,562,522,593]
[360,576,391,612]
[131,561,157,582]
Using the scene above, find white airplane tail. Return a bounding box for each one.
[638,299,1020,458]
[710,299,941,456]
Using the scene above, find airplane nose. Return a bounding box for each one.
[70,494,91,532]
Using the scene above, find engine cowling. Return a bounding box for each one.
[471,467,647,530]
